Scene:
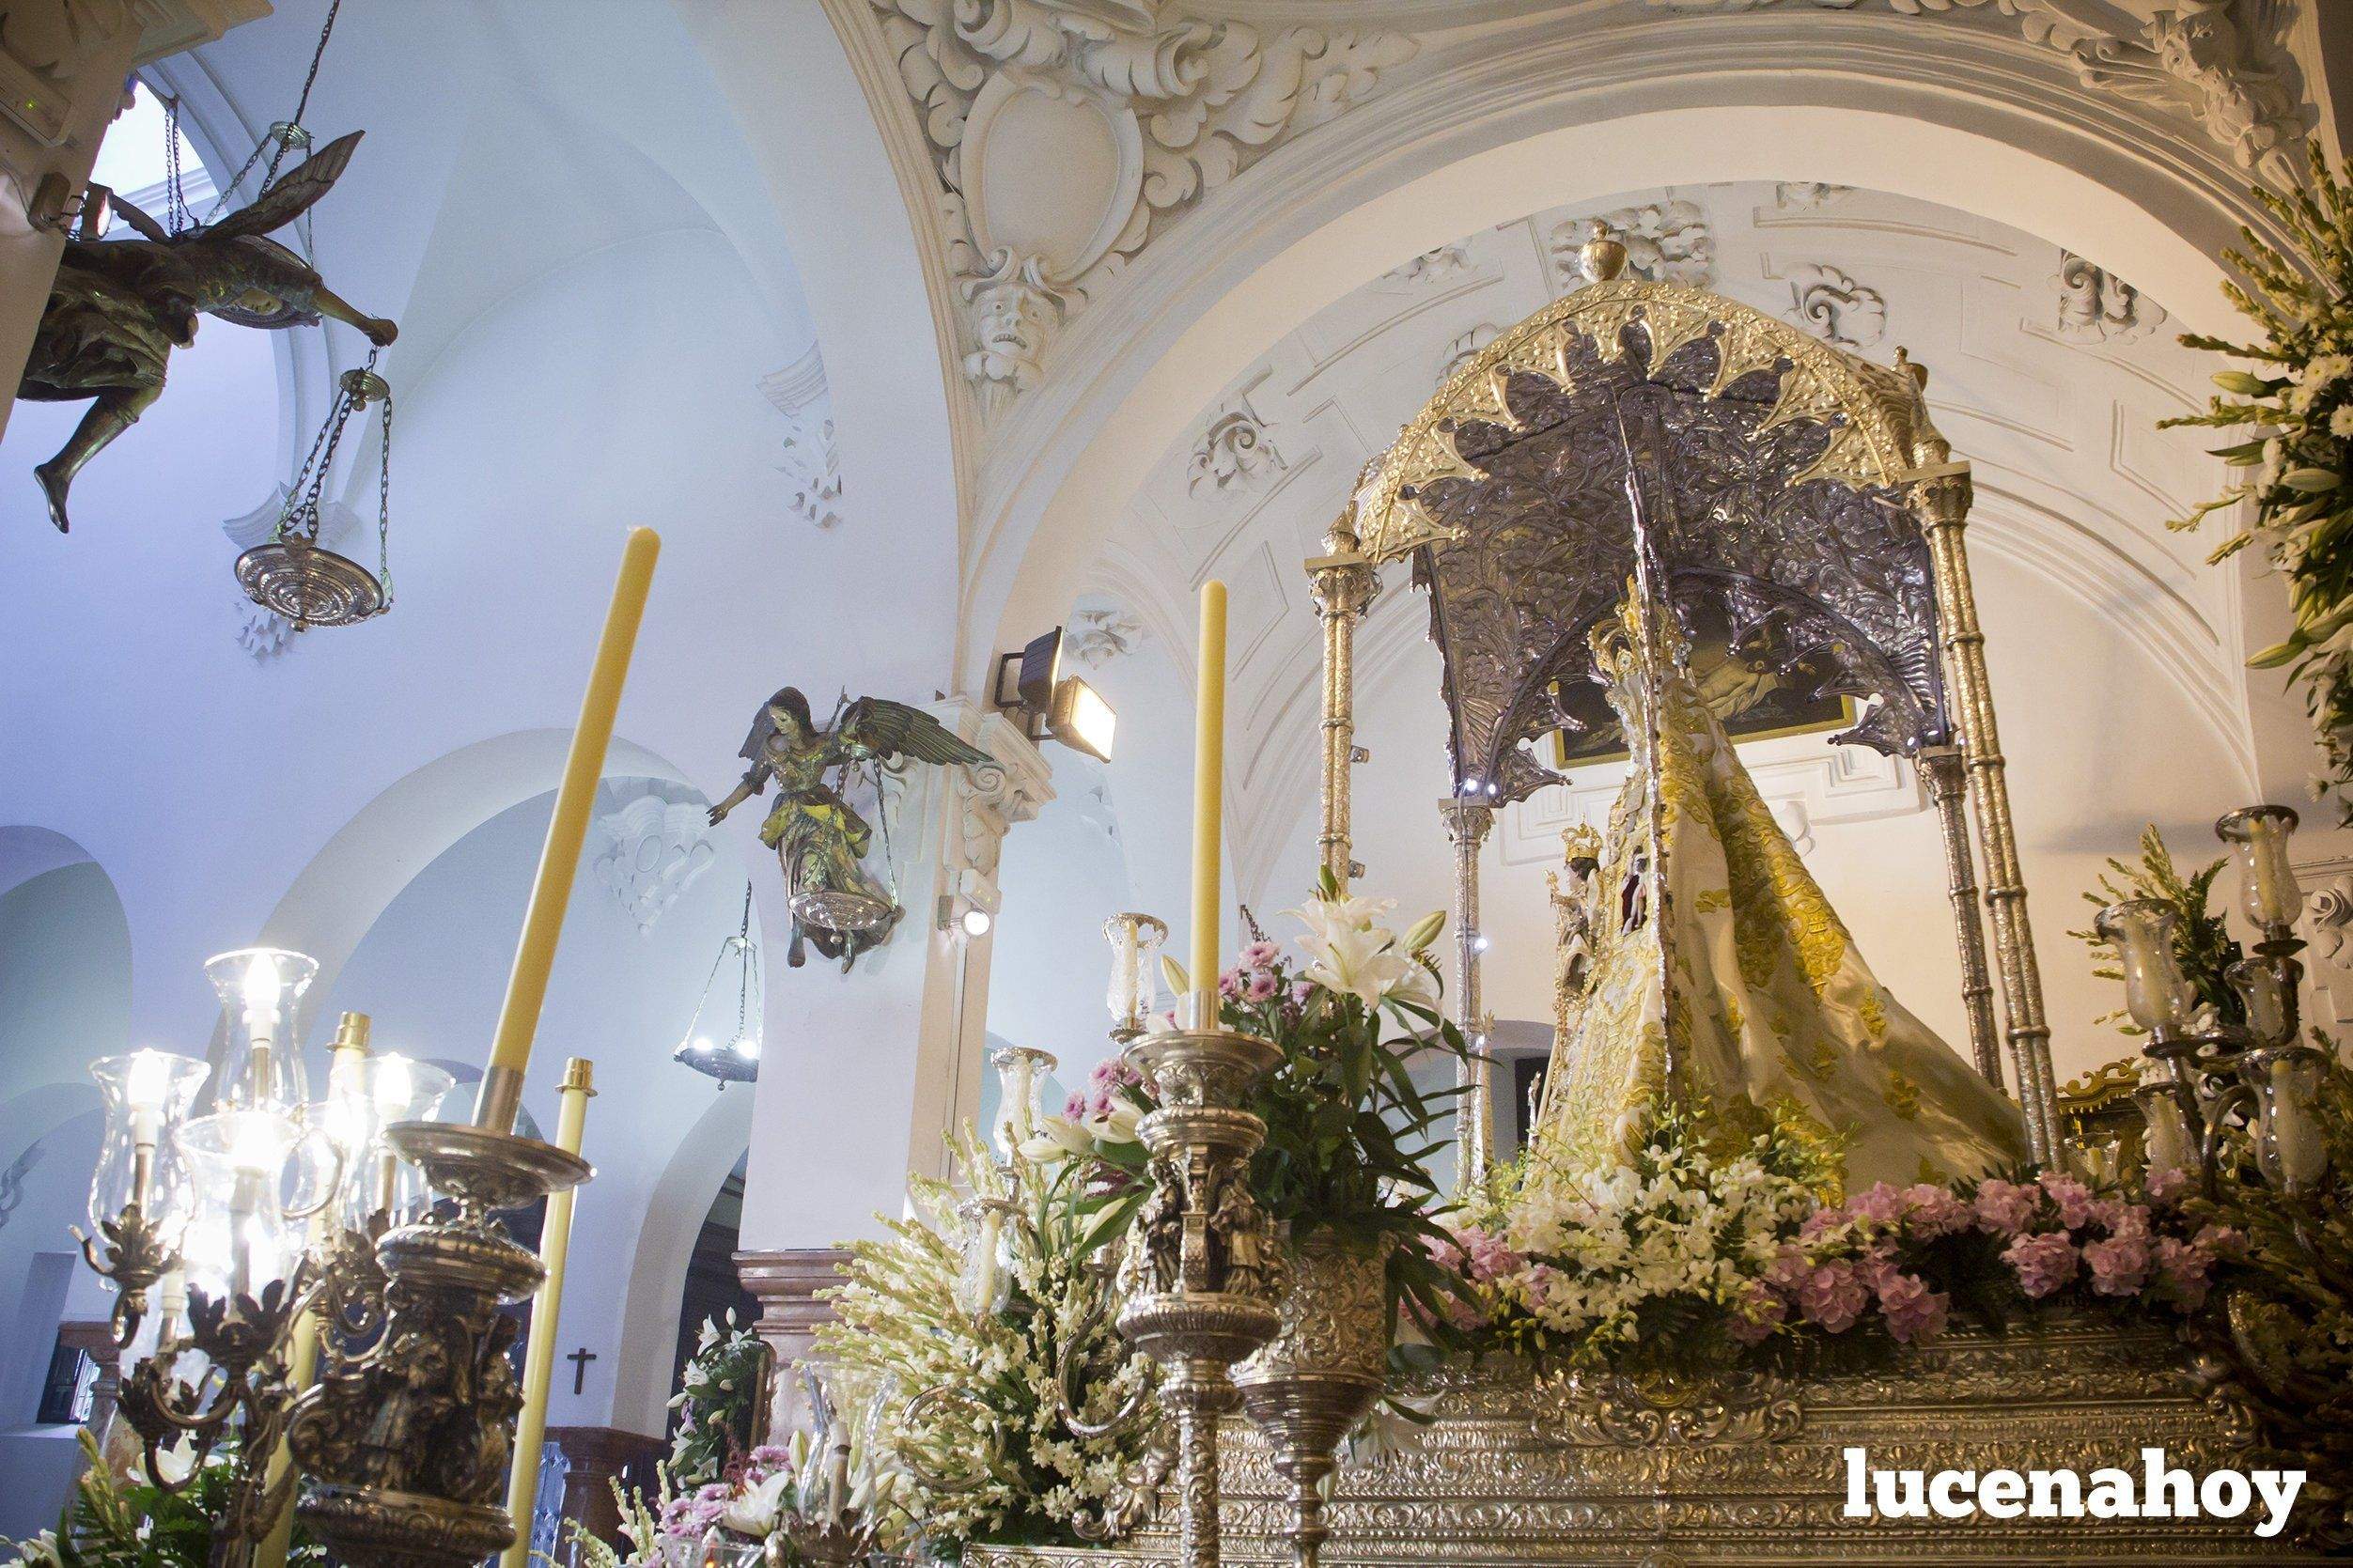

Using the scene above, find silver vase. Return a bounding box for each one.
[1234,1234,1391,1568]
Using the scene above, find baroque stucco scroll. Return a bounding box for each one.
[865,0,1415,413]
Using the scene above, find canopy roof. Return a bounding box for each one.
[1348,277,1960,803]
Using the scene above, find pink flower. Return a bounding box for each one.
[1972,1178,2040,1237]
[1727,1280,1787,1345]
[1239,940,1280,970]
[1064,1091,1088,1120]
[1849,1182,1907,1227]
[2003,1231,2080,1298]
[2083,1231,2154,1296]
[1458,1226,1523,1282]
[1796,1261,1869,1333]
[2154,1235,2214,1311]
[1872,1269,1950,1343]
[1290,980,1315,1007]
[1425,1233,1466,1274]
[1764,1244,1810,1293]
[1219,968,1245,999]
[2193,1223,2248,1260]
[2038,1172,2096,1229]
[1799,1207,1846,1241]
[1246,970,1281,1001]
[1904,1184,1972,1238]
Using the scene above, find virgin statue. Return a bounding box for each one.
[1530,593,2026,1188]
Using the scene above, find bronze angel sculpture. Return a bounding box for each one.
[19,130,398,532]
[709,688,992,971]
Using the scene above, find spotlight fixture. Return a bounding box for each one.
[992,627,1116,762]
[941,867,1001,940]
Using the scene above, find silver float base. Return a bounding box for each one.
[969,1316,2314,1565]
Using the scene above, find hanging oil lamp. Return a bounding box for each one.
[234,353,395,629]
[675,885,764,1086]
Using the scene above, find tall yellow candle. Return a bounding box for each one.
[502,1057,595,1568]
[477,529,660,1128]
[1191,580,1228,1024]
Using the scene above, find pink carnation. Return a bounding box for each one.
[1872,1269,1950,1343]
[2083,1231,2154,1296]
[1246,970,1281,1001]
[1972,1178,2040,1237]
[1219,968,1245,999]
[1064,1091,1089,1120]
[2038,1172,2096,1229]
[1795,1261,1869,1333]
[2002,1230,2079,1298]
[1239,939,1280,969]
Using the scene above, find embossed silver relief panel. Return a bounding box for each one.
[1412,319,1947,804]
[967,1321,2312,1565]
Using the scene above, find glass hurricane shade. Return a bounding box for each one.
[358,1052,454,1222]
[989,1046,1055,1158]
[2246,1047,2330,1194]
[2096,899,2194,1036]
[203,947,319,1110]
[174,1107,313,1298]
[2227,958,2290,1047]
[955,1198,1018,1326]
[2133,1082,2199,1182]
[1104,913,1168,1030]
[2218,806,2303,930]
[86,1049,210,1234]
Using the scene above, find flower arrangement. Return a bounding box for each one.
[1441,1107,2236,1373]
[811,1126,1159,1550]
[2,1431,321,1568]
[2164,145,2353,815]
[1025,879,1473,1334]
[668,1311,771,1488]
[576,1415,908,1568]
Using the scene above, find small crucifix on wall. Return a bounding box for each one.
[567,1345,598,1396]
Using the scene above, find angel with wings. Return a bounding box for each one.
[709,687,993,970]
[18,130,398,532]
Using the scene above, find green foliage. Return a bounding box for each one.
[1,1433,319,1568]
[2073,823,2246,1032]
[2162,144,2353,817]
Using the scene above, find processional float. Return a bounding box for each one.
[967,232,2303,1567]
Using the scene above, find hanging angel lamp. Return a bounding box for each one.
[234,355,396,629]
[675,885,764,1086]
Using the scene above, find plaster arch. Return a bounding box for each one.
[612,1085,755,1436]
[968,76,2263,700]
[258,728,702,1046]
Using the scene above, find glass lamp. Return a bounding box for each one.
[2133,1080,2199,1182]
[1103,913,1168,1036]
[676,887,763,1086]
[86,1050,210,1236]
[175,1108,305,1300]
[2228,957,2290,1048]
[2244,1046,2331,1195]
[990,1046,1056,1159]
[203,947,319,1110]
[360,1052,454,1223]
[2217,805,2303,932]
[955,1196,1020,1326]
[2094,899,2194,1040]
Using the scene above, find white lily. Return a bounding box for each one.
[1296,918,1412,1011]
[721,1467,793,1536]
[1081,1099,1141,1145]
[132,1433,199,1488]
[1019,1114,1097,1165]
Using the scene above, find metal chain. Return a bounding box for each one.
[161,93,191,234]
[374,372,394,605]
[734,884,755,1041]
[255,0,342,196]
